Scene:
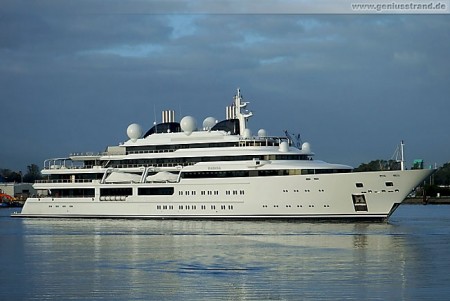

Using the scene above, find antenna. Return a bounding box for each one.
[153,104,157,133]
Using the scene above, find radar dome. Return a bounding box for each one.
[203,117,217,131]
[127,123,142,142]
[180,116,197,135]
[279,141,289,152]
[243,128,252,139]
[301,142,312,153]
[258,129,267,137]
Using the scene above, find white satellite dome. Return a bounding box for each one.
[243,128,252,139]
[279,141,289,152]
[301,142,312,153]
[180,116,197,136]
[203,117,217,131]
[127,123,142,142]
[258,129,267,137]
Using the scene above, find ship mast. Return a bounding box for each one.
[233,88,253,135]
[400,140,405,171]
[392,140,406,171]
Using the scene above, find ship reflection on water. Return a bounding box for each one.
[2,205,450,300]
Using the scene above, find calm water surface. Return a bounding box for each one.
[1,205,450,300]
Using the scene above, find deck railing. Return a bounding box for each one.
[35,179,96,184]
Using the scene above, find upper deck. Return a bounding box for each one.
[41,89,319,173]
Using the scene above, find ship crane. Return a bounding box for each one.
[284,130,303,148]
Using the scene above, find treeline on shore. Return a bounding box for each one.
[0,164,43,183]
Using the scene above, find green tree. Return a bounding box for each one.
[412,163,450,197]
[354,160,400,172]
[434,162,450,186]
[22,164,42,183]
[0,169,22,182]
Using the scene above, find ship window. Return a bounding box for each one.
[50,188,95,198]
[100,188,132,196]
[385,182,394,187]
[356,183,364,188]
[139,187,174,195]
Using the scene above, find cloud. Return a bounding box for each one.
[0,3,449,171]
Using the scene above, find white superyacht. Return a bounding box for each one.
[15,89,433,220]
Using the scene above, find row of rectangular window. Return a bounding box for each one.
[156,204,234,210]
[179,190,245,196]
[48,187,246,198]
[181,168,351,179]
[101,187,175,196]
[356,181,394,188]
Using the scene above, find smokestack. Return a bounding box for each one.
[162,110,175,123]
[226,105,236,120]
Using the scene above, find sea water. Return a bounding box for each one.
[1,205,450,300]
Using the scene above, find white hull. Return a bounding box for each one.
[15,169,432,221]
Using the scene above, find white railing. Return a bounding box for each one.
[35,179,95,184]
[126,149,176,155]
[70,152,105,157]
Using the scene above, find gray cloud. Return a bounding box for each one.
[1,3,449,172]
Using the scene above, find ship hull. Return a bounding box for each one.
[14,169,433,221]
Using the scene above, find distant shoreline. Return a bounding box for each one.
[404,197,450,205]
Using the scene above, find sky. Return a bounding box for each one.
[1,0,449,173]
